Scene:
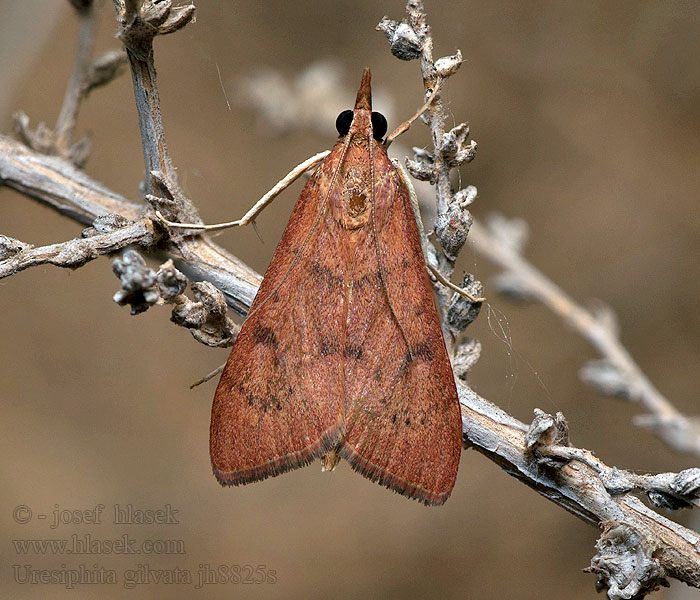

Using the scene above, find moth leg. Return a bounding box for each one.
[189,363,225,389]
[384,77,443,148]
[154,150,330,232]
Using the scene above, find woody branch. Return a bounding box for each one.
[0,1,698,596]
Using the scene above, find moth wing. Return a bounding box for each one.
[210,148,347,485]
[340,149,462,505]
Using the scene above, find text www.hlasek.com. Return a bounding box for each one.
[13,534,185,555]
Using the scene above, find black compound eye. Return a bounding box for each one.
[335,109,353,136]
[371,111,387,140]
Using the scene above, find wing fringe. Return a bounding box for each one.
[213,424,345,486]
[339,442,452,506]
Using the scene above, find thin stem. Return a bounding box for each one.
[55,0,102,154]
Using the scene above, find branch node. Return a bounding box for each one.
[116,0,196,57]
[526,408,570,452]
[585,523,669,600]
[0,235,31,260]
[82,213,134,237]
[171,281,238,347]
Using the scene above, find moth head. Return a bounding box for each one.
[335,68,388,141]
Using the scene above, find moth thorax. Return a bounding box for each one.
[334,163,371,229]
[337,185,370,230]
[348,191,368,217]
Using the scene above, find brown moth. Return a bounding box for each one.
[210,68,462,505]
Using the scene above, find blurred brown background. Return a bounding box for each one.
[1,1,699,598]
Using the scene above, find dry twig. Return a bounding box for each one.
[13,0,126,167]
[468,217,700,456]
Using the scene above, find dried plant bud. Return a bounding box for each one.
[12,112,54,154]
[598,467,634,495]
[452,338,481,380]
[157,4,196,35]
[68,135,92,168]
[438,122,477,167]
[453,185,477,208]
[434,50,463,78]
[116,1,195,57]
[376,17,423,61]
[646,490,690,511]
[585,523,668,599]
[492,270,535,302]
[112,249,158,315]
[82,214,133,238]
[171,281,237,347]
[484,213,530,254]
[156,259,187,300]
[434,192,473,259]
[633,413,700,456]
[439,123,470,155]
[405,147,435,182]
[13,110,91,166]
[670,468,700,500]
[588,299,620,338]
[580,360,633,399]
[405,158,435,183]
[446,273,483,334]
[448,140,477,167]
[142,0,175,29]
[526,408,570,450]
